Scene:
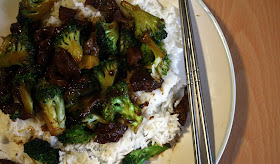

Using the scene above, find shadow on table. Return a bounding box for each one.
[202,2,249,164]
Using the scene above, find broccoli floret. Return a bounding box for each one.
[122,143,169,164]
[140,43,154,66]
[9,110,20,120]
[141,34,170,79]
[96,20,119,58]
[119,29,140,55]
[57,123,95,144]
[93,60,118,94]
[82,113,107,129]
[55,24,83,63]
[0,31,35,68]
[24,138,59,164]
[13,72,37,116]
[35,78,66,136]
[102,81,143,132]
[19,0,58,21]
[120,1,167,42]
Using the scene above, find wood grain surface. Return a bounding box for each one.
[201,0,280,163]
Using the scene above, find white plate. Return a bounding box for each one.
[152,0,236,163]
[0,0,235,164]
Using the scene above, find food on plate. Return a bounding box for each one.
[0,0,188,163]
[24,138,60,164]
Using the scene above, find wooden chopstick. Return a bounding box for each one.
[179,0,213,163]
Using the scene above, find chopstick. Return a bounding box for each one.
[179,0,213,164]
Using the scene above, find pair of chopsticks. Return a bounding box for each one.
[179,0,213,164]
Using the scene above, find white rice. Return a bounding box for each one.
[0,0,186,163]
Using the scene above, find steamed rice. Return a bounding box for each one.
[0,0,186,163]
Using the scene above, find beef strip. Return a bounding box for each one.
[94,122,127,144]
[64,75,102,114]
[0,67,18,93]
[0,159,16,164]
[173,89,189,125]
[47,68,68,87]
[85,0,118,22]
[10,23,22,35]
[64,76,89,106]
[130,67,163,92]
[85,0,118,11]
[59,6,77,22]
[53,49,81,80]
[78,96,104,120]
[1,103,31,120]
[46,48,81,86]
[47,62,68,87]
[0,67,19,107]
[113,8,131,24]
[84,33,99,56]
[34,27,61,67]
[127,46,142,66]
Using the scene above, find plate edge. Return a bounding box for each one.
[194,0,237,163]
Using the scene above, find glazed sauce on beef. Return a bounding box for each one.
[173,89,189,125]
[0,159,16,164]
[130,67,162,92]
[94,122,127,144]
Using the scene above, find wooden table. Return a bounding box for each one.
[201,0,280,163]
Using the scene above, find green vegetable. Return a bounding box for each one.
[57,123,95,144]
[24,138,59,164]
[13,72,37,116]
[82,113,107,129]
[122,143,169,164]
[93,60,118,94]
[9,110,20,120]
[19,0,58,21]
[119,29,140,55]
[54,24,83,62]
[96,20,119,58]
[141,34,170,78]
[102,81,143,132]
[0,31,35,67]
[140,43,154,65]
[35,78,66,136]
[120,1,167,42]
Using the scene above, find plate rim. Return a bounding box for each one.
[194,0,236,163]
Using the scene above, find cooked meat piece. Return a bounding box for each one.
[52,48,81,80]
[85,0,118,22]
[34,27,61,66]
[59,6,77,21]
[0,67,18,92]
[1,103,31,120]
[10,23,22,34]
[94,122,127,144]
[64,76,89,106]
[127,46,142,66]
[130,67,162,92]
[0,159,16,164]
[34,27,60,43]
[47,65,68,87]
[173,89,189,125]
[78,96,104,120]
[64,75,103,114]
[85,0,118,10]
[113,8,129,24]
[84,33,99,56]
